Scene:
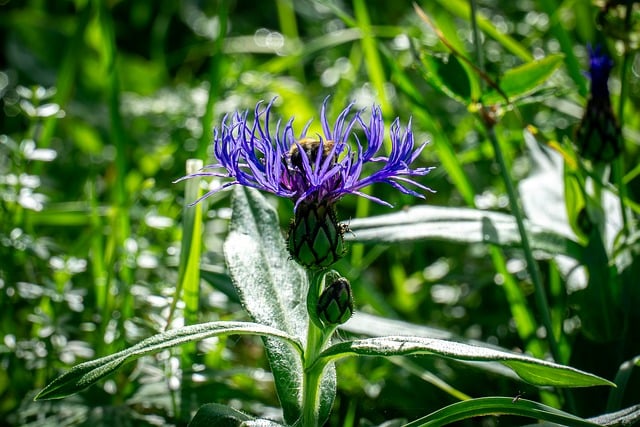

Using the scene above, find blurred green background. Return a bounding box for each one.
[2,0,640,426]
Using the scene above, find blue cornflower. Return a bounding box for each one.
[586,45,614,100]
[178,98,434,268]
[575,45,622,163]
[179,98,433,209]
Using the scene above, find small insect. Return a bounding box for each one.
[512,391,525,403]
[288,137,336,170]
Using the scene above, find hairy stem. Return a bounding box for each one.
[300,270,330,427]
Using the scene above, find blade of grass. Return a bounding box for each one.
[36,2,91,153]
[172,159,205,422]
[196,0,229,161]
[429,0,533,61]
[389,356,473,401]
[353,0,390,115]
[89,1,135,358]
[276,0,305,83]
[404,397,600,427]
[537,0,588,97]
[383,49,546,363]
[100,2,134,326]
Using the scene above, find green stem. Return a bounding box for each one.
[486,126,560,362]
[302,321,323,427]
[487,127,578,416]
[614,4,633,236]
[469,0,484,80]
[468,0,560,363]
[614,1,634,372]
[301,270,335,427]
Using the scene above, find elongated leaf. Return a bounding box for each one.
[341,312,517,380]
[482,54,565,105]
[403,397,599,427]
[346,205,584,261]
[589,404,640,427]
[188,403,285,427]
[519,130,589,293]
[224,186,336,425]
[35,321,301,400]
[319,336,613,388]
[416,51,472,104]
[607,355,640,411]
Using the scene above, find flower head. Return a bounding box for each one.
[178,98,434,268]
[178,98,434,210]
[586,45,614,100]
[575,45,622,163]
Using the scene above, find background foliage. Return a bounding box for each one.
[1,0,639,426]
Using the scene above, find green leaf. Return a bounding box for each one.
[341,312,517,380]
[571,226,621,342]
[319,336,614,388]
[403,397,600,427]
[224,187,336,425]
[564,168,589,242]
[188,403,254,426]
[188,403,285,427]
[607,355,640,411]
[346,205,584,261]
[35,321,302,401]
[590,404,640,427]
[482,54,564,105]
[416,51,472,104]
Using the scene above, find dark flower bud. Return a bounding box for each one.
[317,277,354,326]
[575,45,623,163]
[287,202,346,269]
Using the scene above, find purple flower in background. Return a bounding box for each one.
[586,45,614,99]
[575,45,622,163]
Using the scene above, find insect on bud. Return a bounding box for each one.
[317,277,354,326]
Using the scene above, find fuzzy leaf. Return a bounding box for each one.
[188,403,285,427]
[224,187,336,425]
[320,336,613,388]
[35,322,301,400]
[346,205,583,261]
[403,397,599,427]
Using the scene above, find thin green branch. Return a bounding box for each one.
[485,126,560,362]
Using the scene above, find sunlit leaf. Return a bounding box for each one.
[346,205,584,260]
[403,397,599,427]
[482,54,565,104]
[319,336,613,388]
[188,403,285,427]
[35,322,302,400]
[224,187,336,425]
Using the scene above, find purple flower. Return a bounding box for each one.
[178,98,434,210]
[586,45,614,100]
[575,45,622,163]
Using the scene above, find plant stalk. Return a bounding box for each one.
[300,270,326,427]
[486,126,561,361]
[300,270,338,427]
[469,0,560,364]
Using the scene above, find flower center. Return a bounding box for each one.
[288,137,336,171]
